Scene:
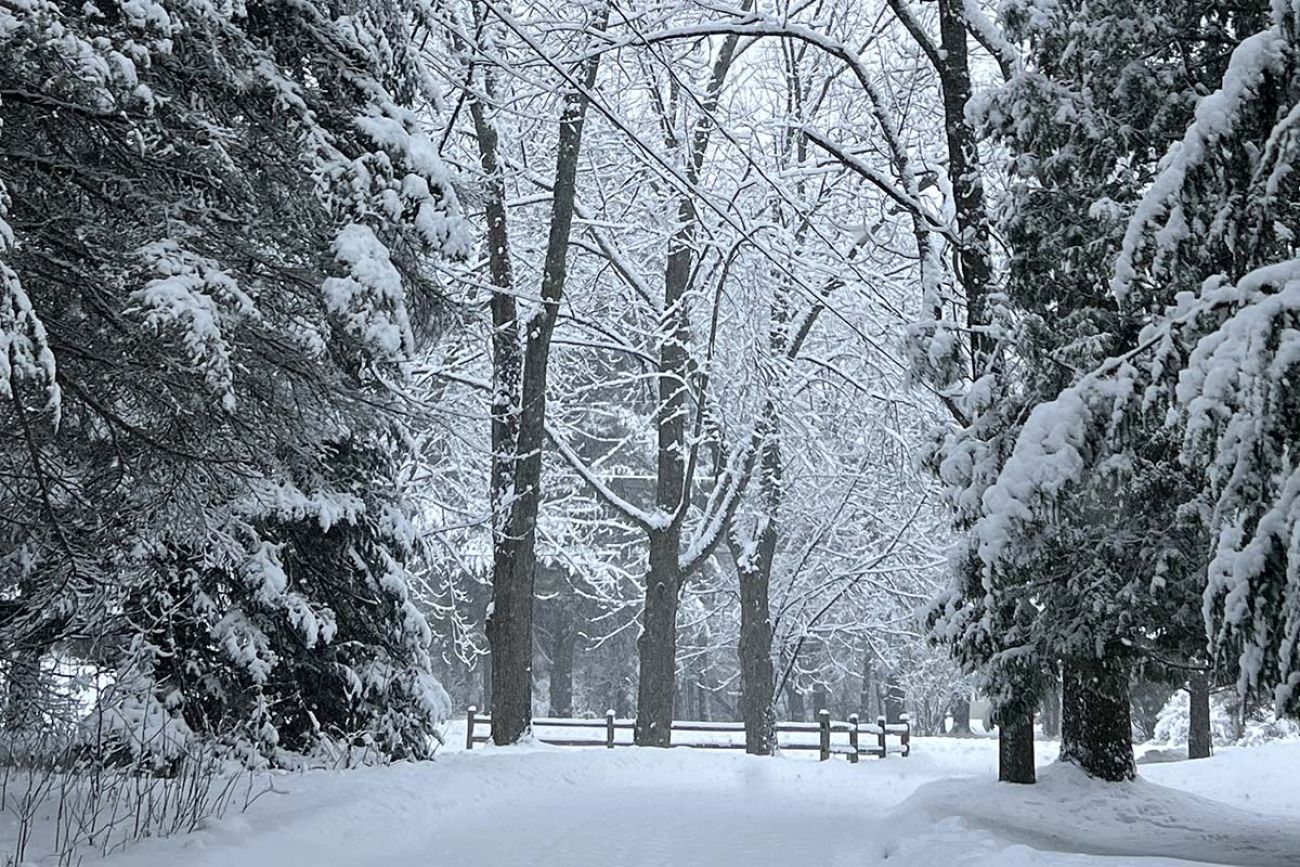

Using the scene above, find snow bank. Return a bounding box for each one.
[68,738,1300,867]
[894,757,1300,866]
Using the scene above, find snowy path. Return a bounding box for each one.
[93,738,1300,867]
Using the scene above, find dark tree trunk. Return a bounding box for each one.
[733,434,779,754]
[480,653,492,712]
[479,17,608,746]
[1060,656,1136,781]
[858,650,875,718]
[812,683,830,718]
[548,607,576,718]
[999,712,1036,784]
[613,679,632,719]
[1188,672,1212,760]
[635,530,681,746]
[786,680,806,722]
[951,697,972,735]
[632,6,759,748]
[1041,676,1062,739]
[884,677,906,724]
[5,645,44,731]
[934,0,994,373]
[737,552,776,753]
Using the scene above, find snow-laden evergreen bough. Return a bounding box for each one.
[0,0,468,764]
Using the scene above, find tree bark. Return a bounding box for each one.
[1060,656,1136,781]
[884,676,906,724]
[548,606,576,718]
[934,0,994,373]
[1041,675,1062,739]
[1187,672,1212,760]
[858,649,875,718]
[635,529,682,746]
[999,712,1036,784]
[786,679,806,722]
[950,696,972,735]
[736,529,776,753]
[813,683,830,718]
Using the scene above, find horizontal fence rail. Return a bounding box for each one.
[464,707,910,761]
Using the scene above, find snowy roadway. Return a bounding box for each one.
[95,737,1300,867]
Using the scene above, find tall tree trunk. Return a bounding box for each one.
[732,433,778,753]
[632,4,754,748]
[548,607,575,718]
[999,712,1036,784]
[1187,672,1212,760]
[1060,656,1136,781]
[934,0,994,373]
[469,46,521,746]
[737,558,775,753]
[477,15,608,745]
[635,529,682,746]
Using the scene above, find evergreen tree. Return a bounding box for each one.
[929,0,1279,781]
[0,0,467,762]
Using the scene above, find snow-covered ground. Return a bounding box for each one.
[49,735,1300,866]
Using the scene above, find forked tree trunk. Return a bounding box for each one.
[1188,672,1212,760]
[999,712,1036,784]
[632,2,755,748]
[1060,656,1136,781]
[476,13,608,745]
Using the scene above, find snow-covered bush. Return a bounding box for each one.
[1152,690,1300,748]
[1151,692,1238,747]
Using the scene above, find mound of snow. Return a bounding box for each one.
[891,758,1300,866]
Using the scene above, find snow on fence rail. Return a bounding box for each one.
[464,707,910,762]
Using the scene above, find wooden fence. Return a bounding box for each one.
[464,707,910,761]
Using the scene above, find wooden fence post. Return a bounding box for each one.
[877,714,887,758]
[900,712,911,757]
[606,709,616,749]
[466,705,477,751]
[848,713,859,764]
[818,709,830,761]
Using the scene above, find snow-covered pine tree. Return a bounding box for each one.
[0,0,467,762]
[929,0,1277,781]
[970,0,1300,722]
